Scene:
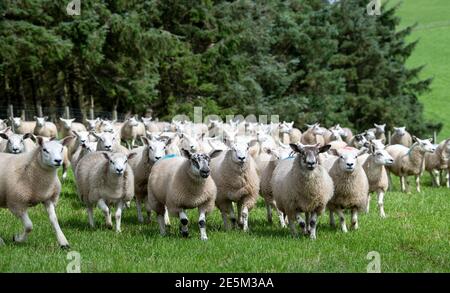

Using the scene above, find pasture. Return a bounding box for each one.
[0,169,448,272]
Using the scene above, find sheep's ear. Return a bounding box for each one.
[70,118,75,122]
[127,152,137,160]
[90,131,101,141]
[141,136,150,146]
[37,136,45,147]
[412,135,419,143]
[60,136,74,146]
[0,133,8,140]
[209,149,222,159]
[23,133,35,142]
[428,138,433,143]
[34,116,38,120]
[72,130,79,137]
[368,143,375,154]
[44,116,48,120]
[181,148,192,159]
[289,143,302,153]
[102,152,111,161]
[319,144,331,154]
[329,149,339,157]
[357,148,368,157]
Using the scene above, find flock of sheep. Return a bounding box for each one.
[0,115,449,247]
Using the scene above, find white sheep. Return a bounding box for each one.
[85,118,100,132]
[390,127,412,147]
[75,151,136,232]
[271,143,333,239]
[92,131,129,154]
[362,144,394,218]
[59,118,87,138]
[210,140,260,231]
[425,139,450,187]
[70,140,97,172]
[300,123,325,146]
[386,136,435,193]
[278,121,302,144]
[327,148,369,233]
[0,130,35,154]
[33,116,58,138]
[349,133,369,149]
[121,116,146,149]
[0,119,7,131]
[0,136,73,247]
[9,117,36,135]
[147,149,222,240]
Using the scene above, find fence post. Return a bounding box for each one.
[387,130,391,145]
[65,106,71,119]
[89,96,94,120]
[36,104,43,117]
[8,104,14,118]
[433,131,437,143]
[21,109,26,120]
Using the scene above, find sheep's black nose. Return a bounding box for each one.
[347,163,354,167]
[155,156,161,161]
[116,168,124,174]
[238,156,246,161]
[54,159,62,165]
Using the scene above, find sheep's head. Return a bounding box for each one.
[38,136,73,168]
[59,117,75,129]
[179,133,200,153]
[337,148,367,173]
[369,145,393,166]
[364,130,376,141]
[329,129,342,142]
[353,134,368,149]
[307,123,324,136]
[142,136,170,162]
[72,130,90,147]
[332,124,347,137]
[182,149,222,179]
[290,143,331,171]
[279,121,293,134]
[92,131,116,151]
[412,136,435,153]
[142,117,152,126]
[374,123,386,134]
[393,127,407,136]
[127,116,139,127]
[100,120,115,133]
[10,117,21,128]
[371,139,385,150]
[86,118,100,131]
[82,141,97,153]
[35,116,49,127]
[0,132,34,154]
[230,141,250,165]
[102,152,136,176]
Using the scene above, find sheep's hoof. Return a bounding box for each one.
[181,231,189,238]
[200,236,208,241]
[106,223,113,230]
[60,244,71,250]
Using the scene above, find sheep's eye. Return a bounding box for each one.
[43,149,49,153]
[124,160,128,163]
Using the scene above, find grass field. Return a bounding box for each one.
[395,0,450,140]
[0,169,448,272]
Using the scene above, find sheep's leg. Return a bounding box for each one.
[309,212,318,240]
[296,213,307,235]
[131,138,135,149]
[136,199,144,223]
[157,213,166,236]
[221,210,229,230]
[164,206,171,227]
[97,199,112,229]
[415,176,421,193]
[115,201,124,233]
[265,200,273,224]
[351,209,358,230]
[305,212,311,235]
[228,203,237,228]
[237,202,243,227]
[366,194,371,213]
[433,170,440,186]
[87,206,95,228]
[329,210,336,228]
[430,171,439,187]
[44,201,69,248]
[241,206,249,232]
[336,209,348,233]
[446,170,450,188]
[198,209,208,241]
[274,204,286,228]
[400,176,406,193]
[12,210,33,243]
[387,170,393,191]
[179,210,189,238]
[288,214,298,237]
[377,191,386,218]
[62,162,68,181]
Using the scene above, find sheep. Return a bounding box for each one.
[9,117,36,135]
[147,149,222,240]
[271,144,333,239]
[349,133,369,149]
[0,119,7,131]
[362,145,394,218]
[70,140,97,172]
[390,127,412,147]
[0,136,73,247]
[386,136,435,193]
[59,118,87,138]
[424,138,450,187]
[300,123,325,146]
[279,121,302,144]
[142,117,160,133]
[121,116,146,149]
[129,135,171,223]
[0,130,35,154]
[33,116,58,138]
[179,133,202,154]
[210,140,260,231]
[330,124,353,144]
[85,118,100,132]
[75,151,136,232]
[371,124,386,143]
[327,148,369,233]
[92,131,129,154]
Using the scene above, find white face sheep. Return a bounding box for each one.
[0,132,34,154]
[9,117,36,134]
[350,133,369,149]
[391,126,413,147]
[75,151,136,232]
[301,123,325,146]
[425,138,450,187]
[33,116,58,138]
[271,143,333,239]
[327,148,369,233]
[0,136,73,248]
[147,149,222,240]
[85,118,100,131]
[92,131,128,154]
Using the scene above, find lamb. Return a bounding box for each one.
[300,123,325,146]
[327,148,369,233]
[0,129,35,154]
[0,136,73,247]
[59,118,87,138]
[121,116,146,149]
[75,151,136,232]
[147,149,222,240]
[386,136,435,193]
[424,138,450,187]
[9,117,36,135]
[33,116,58,138]
[92,131,129,154]
[362,145,394,218]
[210,140,260,231]
[390,127,412,147]
[129,135,171,223]
[271,144,333,239]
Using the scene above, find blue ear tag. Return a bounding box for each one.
[160,154,178,161]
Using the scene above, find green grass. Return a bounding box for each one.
[395,0,450,140]
[0,169,449,272]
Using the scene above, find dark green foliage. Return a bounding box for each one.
[0,0,436,135]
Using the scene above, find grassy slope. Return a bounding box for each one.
[0,169,449,272]
[395,0,450,140]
